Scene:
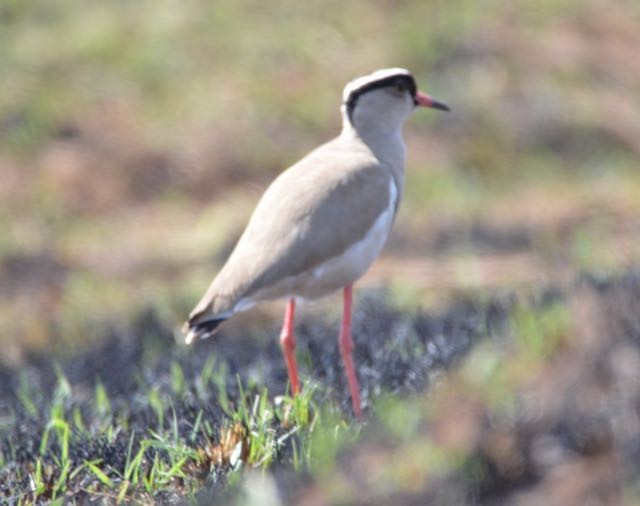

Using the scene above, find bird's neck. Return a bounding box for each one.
[340,120,407,189]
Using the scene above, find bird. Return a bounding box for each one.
[183,68,449,417]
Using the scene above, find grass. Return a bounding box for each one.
[3,356,317,503]
[2,274,640,504]
[289,274,640,504]
[5,277,632,504]
[0,291,512,503]
[6,370,361,503]
[2,0,640,354]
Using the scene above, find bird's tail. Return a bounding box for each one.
[183,292,235,344]
[183,315,227,344]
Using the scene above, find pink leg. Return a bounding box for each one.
[280,298,300,396]
[340,285,362,417]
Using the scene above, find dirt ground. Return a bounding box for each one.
[2,270,640,504]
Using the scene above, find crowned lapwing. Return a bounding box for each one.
[184,68,449,417]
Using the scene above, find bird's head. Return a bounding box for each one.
[341,68,449,133]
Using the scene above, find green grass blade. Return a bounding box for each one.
[85,459,113,487]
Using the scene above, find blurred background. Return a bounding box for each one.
[2,0,639,361]
[2,0,640,503]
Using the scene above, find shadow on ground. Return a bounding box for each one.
[1,271,640,504]
[286,271,640,506]
[1,289,510,503]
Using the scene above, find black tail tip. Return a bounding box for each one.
[183,318,226,344]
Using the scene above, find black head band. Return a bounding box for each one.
[345,74,417,121]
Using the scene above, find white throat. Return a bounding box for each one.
[340,107,407,174]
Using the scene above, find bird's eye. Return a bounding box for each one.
[394,82,406,93]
